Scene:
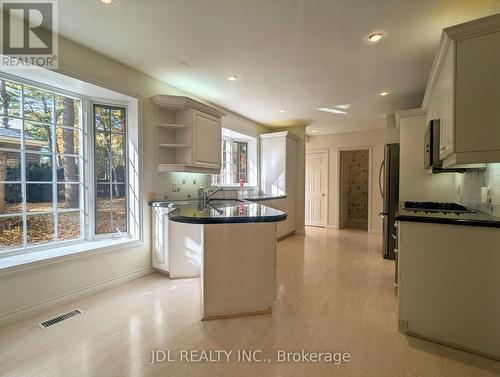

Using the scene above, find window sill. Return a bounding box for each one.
[0,238,142,274]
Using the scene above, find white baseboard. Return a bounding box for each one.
[326,225,338,229]
[0,266,153,327]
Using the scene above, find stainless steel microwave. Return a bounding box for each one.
[424,119,465,173]
[424,119,441,170]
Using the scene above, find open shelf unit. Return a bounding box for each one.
[155,104,193,166]
[153,95,224,173]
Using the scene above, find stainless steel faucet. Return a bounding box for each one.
[198,186,223,202]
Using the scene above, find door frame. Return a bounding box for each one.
[305,148,329,227]
[336,146,373,231]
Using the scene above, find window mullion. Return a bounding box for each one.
[107,109,114,232]
[80,99,87,241]
[20,84,27,248]
[51,93,58,242]
[228,140,232,185]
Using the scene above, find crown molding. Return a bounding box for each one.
[445,12,500,41]
[395,108,425,129]
[152,95,225,118]
[259,131,299,141]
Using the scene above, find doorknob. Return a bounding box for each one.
[322,193,325,197]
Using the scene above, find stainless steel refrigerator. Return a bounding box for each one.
[379,143,399,260]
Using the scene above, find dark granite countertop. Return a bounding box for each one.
[243,194,287,201]
[149,199,287,224]
[396,204,500,228]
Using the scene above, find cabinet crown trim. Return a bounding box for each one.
[260,131,299,141]
[445,12,500,41]
[152,95,225,118]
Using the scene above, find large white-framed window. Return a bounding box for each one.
[0,76,84,253]
[0,72,140,259]
[212,128,258,187]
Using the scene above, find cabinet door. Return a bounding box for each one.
[438,46,455,160]
[192,110,221,168]
[152,207,169,272]
[268,198,293,238]
[455,31,500,153]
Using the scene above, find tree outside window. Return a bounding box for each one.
[93,104,127,235]
[0,78,82,251]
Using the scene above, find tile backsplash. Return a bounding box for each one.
[454,163,500,217]
[156,172,259,200]
[156,172,210,200]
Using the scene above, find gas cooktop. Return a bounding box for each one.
[403,201,476,214]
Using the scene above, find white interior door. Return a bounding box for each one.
[305,151,327,227]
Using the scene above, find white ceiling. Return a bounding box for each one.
[58,0,500,135]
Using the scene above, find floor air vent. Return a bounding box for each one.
[38,309,82,329]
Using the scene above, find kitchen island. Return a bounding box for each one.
[150,199,286,320]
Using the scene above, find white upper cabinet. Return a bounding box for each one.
[191,110,221,169]
[152,95,224,174]
[423,14,500,168]
[260,131,298,238]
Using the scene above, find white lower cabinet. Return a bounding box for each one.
[151,207,202,278]
[397,221,500,360]
[259,198,295,239]
[152,207,170,272]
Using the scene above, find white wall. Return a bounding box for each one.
[0,36,269,325]
[399,114,456,202]
[306,128,386,233]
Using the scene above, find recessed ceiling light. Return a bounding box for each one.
[318,107,347,114]
[335,104,351,109]
[101,0,115,4]
[279,109,286,113]
[367,33,384,43]
[226,75,238,81]
[379,91,389,96]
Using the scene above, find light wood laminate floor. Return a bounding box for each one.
[1,227,499,377]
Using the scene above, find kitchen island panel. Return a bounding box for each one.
[201,222,276,320]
